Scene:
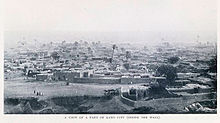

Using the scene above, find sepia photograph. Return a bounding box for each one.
[1,0,219,121]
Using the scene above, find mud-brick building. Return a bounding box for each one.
[36,73,53,81]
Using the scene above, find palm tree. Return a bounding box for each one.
[62,40,66,45]
[112,44,116,61]
[126,51,131,61]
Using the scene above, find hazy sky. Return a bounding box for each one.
[3,0,217,47]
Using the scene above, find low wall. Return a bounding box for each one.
[68,77,121,84]
[36,75,48,81]
[170,80,191,87]
[120,78,154,84]
[67,77,165,84]
[54,72,80,81]
[134,92,216,110]
[120,92,136,107]
[168,87,214,94]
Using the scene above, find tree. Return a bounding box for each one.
[23,65,28,73]
[157,48,162,52]
[123,63,130,70]
[121,47,125,52]
[112,44,116,51]
[208,55,217,90]
[156,64,177,85]
[125,51,131,61]
[51,51,60,60]
[208,55,217,73]
[111,44,117,62]
[74,41,79,47]
[168,56,180,64]
[87,47,92,52]
[62,40,66,45]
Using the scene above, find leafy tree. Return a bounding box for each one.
[112,44,116,50]
[157,48,162,52]
[87,47,92,52]
[23,65,28,73]
[123,63,130,70]
[74,41,79,46]
[208,55,217,73]
[208,55,217,90]
[156,64,177,85]
[51,51,60,60]
[125,51,131,60]
[168,56,180,64]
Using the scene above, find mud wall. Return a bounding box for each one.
[68,77,121,84]
[119,92,136,107]
[68,77,165,84]
[120,78,154,84]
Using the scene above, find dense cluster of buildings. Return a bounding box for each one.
[4,40,216,89]
[4,40,217,113]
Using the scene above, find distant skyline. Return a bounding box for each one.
[4,30,216,48]
[3,0,217,48]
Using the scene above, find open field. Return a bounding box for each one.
[4,77,132,99]
[4,77,216,114]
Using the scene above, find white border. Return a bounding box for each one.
[0,0,219,122]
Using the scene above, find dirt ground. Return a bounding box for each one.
[4,78,133,114]
[4,77,133,98]
[4,77,216,114]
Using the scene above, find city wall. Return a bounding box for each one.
[67,77,165,84]
[68,77,121,84]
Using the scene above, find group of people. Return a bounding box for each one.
[34,90,44,96]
